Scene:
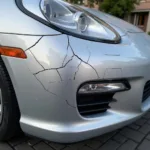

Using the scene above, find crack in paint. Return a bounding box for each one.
[29,50,45,70]
[68,36,100,78]
[74,53,100,78]
[74,61,82,80]
[62,40,70,66]
[66,100,76,108]
[33,55,74,75]
[27,34,99,108]
[34,75,58,96]
[56,69,63,81]
[31,34,99,91]
[25,34,64,52]
[25,36,44,51]
[87,50,91,63]
[27,66,61,98]
[28,34,98,79]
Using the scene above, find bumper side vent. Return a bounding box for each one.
[77,94,115,116]
[142,81,150,102]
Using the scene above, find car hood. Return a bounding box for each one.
[82,7,144,36]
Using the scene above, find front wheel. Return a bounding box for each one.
[0,58,21,140]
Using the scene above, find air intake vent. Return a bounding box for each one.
[142,81,150,102]
[77,93,116,116]
[77,80,130,117]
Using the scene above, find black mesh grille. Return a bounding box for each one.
[77,93,116,116]
[142,81,150,102]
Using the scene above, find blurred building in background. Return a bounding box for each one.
[128,0,150,33]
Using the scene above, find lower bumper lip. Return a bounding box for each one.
[20,110,145,143]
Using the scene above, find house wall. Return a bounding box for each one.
[128,12,149,32]
[130,0,150,33]
[146,12,150,32]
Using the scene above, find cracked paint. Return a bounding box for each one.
[26,51,44,74]
[0,34,43,50]
[68,36,99,78]
[36,70,61,89]
[33,55,74,75]
[58,57,81,81]
[29,35,69,70]
[25,36,43,51]
[87,50,91,63]
[66,100,76,108]
[73,53,99,78]
[68,36,92,63]
[56,69,63,81]
[26,34,99,80]
[29,49,45,70]
[24,34,100,107]
[74,61,82,80]
[34,74,58,96]
[62,46,74,67]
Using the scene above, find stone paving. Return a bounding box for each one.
[2,112,150,150]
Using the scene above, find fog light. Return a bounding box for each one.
[78,82,128,94]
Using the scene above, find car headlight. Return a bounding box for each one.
[17,0,121,43]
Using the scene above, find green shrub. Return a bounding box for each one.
[148,32,150,35]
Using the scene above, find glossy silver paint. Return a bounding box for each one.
[1,0,150,143]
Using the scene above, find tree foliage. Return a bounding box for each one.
[68,0,83,4]
[67,0,141,18]
[87,0,95,8]
[67,0,96,6]
[100,0,140,18]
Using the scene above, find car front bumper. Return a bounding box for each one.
[2,32,150,143]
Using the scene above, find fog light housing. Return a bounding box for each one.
[78,81,129,94]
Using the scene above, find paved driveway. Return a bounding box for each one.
[1,112,150,150]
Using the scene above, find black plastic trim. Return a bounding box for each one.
[15,0,121,44]
[77,79,130,117]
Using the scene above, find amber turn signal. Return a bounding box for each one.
[0,46,27,59]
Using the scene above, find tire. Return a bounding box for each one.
[0,58,21,141]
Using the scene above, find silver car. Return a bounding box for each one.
[0,0,150,143]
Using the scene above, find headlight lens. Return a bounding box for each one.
[40,0,120,43]
[19,0,120,43]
